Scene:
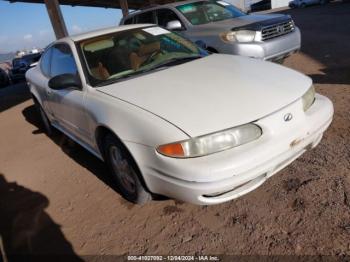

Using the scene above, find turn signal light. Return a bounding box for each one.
[157,143,185,158]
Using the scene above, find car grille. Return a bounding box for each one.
[261,20,295,41]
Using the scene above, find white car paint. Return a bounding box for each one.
[97,54,312,137]
[26,25,333,205]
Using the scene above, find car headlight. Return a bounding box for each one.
[220,30,256,43]
[302,85,316,112]
[157,124,262,158]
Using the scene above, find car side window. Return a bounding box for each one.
[40,48,52,77]
[50,44,78,77]
[156,9,183,28]
[135,11,155,23]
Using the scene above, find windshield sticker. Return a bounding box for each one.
[143,27,170,36]
[217,1,230,6]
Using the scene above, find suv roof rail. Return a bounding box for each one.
[125,0,186,17]
[128,4,161,15]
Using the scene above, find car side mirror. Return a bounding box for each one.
[48,74,81,90]
[166,20,183,31]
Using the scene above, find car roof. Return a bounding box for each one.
[22,53,42,59]
[61,24,153,43]
[125,0,206,17]
[154,0,206,8]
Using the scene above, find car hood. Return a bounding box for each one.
[194,14,291,31]
[97,54,311,137]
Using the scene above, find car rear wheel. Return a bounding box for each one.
[33,99,54,136]
[103,134,151,205]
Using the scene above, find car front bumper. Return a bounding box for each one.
[225,27,301,62]
[126,94,333,205]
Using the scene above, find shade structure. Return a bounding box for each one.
[3,0,181,39]
[4,0,179,9]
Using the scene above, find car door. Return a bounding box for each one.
[34,47,54,116]
[47,43,90,143]
[155,8,202,46]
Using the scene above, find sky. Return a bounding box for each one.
[0,1,123,53]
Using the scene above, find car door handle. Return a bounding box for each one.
[46,89,53,97]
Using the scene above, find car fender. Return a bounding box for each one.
[84,89,190,154]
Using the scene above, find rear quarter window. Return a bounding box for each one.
[123,17,134,25]
[135,11,155,23]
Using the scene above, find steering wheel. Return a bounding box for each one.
[140,49,164,68]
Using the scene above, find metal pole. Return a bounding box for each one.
[44,0,68,39]
[119,0,129,17]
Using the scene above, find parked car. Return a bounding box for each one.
[289,0,328,8]
[120,0,301,63]
[0,68,10,88]
[9,53,42,83]
[26,25,333,205]
[250,0,271,12]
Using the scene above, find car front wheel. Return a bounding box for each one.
[103,134,151,205]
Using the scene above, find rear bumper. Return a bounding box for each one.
[126,94,333,205]
[228,27,301,61]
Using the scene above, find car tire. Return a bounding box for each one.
[33,99,55,136]
[103,134,151,205]
[300,3,306,7]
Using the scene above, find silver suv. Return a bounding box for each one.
[120,0,301,62]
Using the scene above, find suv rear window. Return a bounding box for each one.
[135,11,155,23]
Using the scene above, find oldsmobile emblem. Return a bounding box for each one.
[284,113,293,122]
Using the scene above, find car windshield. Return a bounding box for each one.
[176,0,246,25]
[79,27,208,87]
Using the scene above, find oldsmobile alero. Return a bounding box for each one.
[26,25,334,205]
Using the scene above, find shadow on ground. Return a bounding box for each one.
[0,174,83,261]
[0,82,31,113]
[275,2,350,85]
[21,104,128,203]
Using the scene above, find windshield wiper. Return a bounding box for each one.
[95,68,155,87]
[150,55,203,70]
[95,55,203,87]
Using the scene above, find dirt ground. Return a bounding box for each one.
[0,2,350,260]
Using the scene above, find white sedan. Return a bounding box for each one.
[26,25,334,205]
